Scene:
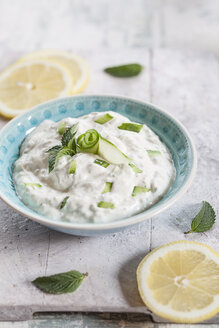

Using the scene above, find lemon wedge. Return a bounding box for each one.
[0,60,73,118]
[137,240,219,323]
[18,50,89,94]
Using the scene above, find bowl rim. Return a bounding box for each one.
[0,94,197,231]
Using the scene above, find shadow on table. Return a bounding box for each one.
[118,252,146,307]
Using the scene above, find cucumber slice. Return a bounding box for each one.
[98,137,132,165]
[97,201,115,209]
[95,113,114,124]
[129,163,142,173]
[94,158,110,168]
[102,182,113,194]
[118,123,143,133]
[147,150,161,157]
[24,183,42,188]
[132,186,150,196]
[69,160,76,174]
[58,121,66,135]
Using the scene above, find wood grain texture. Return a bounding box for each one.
[0,48,218,325]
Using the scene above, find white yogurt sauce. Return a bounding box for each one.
[13,111,175,223]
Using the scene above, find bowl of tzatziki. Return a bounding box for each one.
[0,95,197,236]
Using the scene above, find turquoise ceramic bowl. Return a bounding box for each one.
[0,95,197,236]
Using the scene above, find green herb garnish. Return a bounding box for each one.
[95,113,114,124]
[58,121,66,135]
[102,182,113,194]
[24,183,42,188]
[47,125,131,172]
[32,270,88,294]
[46,123,78,172]
[132,186,150,197]
[118,123,143,133]
[46,145,62,173]
[129,163,142,173]
[104,63,143,78]
[94,158,110,168]
[97,201,115,209]
[62,123,78,148]
[60,196,69,209]
[184,201,216,234]
[69,160,76,174]
[147,150,161,157]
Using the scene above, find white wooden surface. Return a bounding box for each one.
[0,48,218,324]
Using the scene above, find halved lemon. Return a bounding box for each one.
[18,50,89,94]
[0,60,73,118]
[137,241,219,323]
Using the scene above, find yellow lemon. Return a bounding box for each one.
[137,240,219,323]
[19,50,89,94]
[0,60,73,118]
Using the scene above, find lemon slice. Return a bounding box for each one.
[18,50,89,94]
[0,60,73,118]
[137,241,219,323]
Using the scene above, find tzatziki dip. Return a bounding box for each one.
[13,111,175,223]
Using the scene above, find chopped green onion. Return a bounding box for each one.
[102,182,113,194]
[97,201,115,209]
[69,160,76,174]
[95,113,114,124]
[24,183,42,188]
[129,163,142,173]
[132,186,150,197]
[77,129,99,154]
[94,158,110,168]
[118,123,143,133]
[147,150,161,157]
[58,121,66,135]
[60,196,69,209]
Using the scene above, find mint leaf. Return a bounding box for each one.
[104,63,143,77]
[32,270,88,294]
[47,146,75,173]
[62,123,78,147]
[56,147,75,162]
[184,201,216,234]
[47,145,63,173]
[60,196,69,209]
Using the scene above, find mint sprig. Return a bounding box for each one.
[32,270,88,294]
[46,124,78,172]
[47,145,63,173]
[62,123,78,148]
[184,201,216,234]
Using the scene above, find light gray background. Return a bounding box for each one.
[0,1,219,327]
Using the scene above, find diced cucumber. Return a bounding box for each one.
[98,137,132,165]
